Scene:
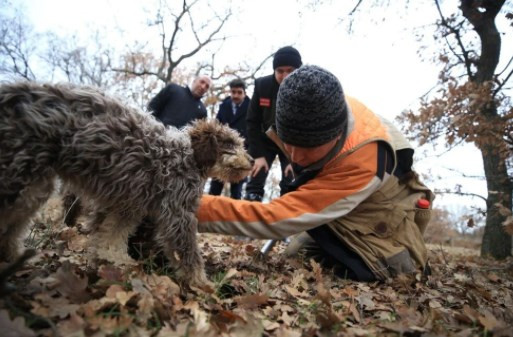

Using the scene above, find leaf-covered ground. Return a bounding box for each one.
[1,198,512,337]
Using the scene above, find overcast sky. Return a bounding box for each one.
[14,0,510,219]
[18,0,445,120]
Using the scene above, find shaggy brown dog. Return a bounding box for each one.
[0,82,252,285]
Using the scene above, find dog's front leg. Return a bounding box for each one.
[154,210,208,287]
[0,176,55,261]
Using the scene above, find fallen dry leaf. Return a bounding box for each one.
[56,313,86,336]
[227,313,264,337]
[53,261,89,303]
[144,274,181,300]
[136,293,155,322]
[98,264,124,282]
[235,293,269,308]
[487,272,500,282]
[275,327,302,337]
[478,310,503,331]
[349,302,361,323]
[0,310,36,337]
[211,309,245,332]
[429,299,442,309]
[263,319,281,331]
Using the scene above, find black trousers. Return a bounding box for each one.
[285,231,376,282]
[209,178,244,199]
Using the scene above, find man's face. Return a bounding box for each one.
[283,136,340,167]
[191,76,212,98]
[274,66,296,85]
[230,86,246,105]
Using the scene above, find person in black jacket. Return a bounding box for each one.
[244,46,302,201]
[209,78,250,199]
[148,75,212,128]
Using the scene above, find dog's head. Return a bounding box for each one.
[187,119,253,182]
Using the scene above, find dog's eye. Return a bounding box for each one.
[222,141,236,150]
[221,142,236,155]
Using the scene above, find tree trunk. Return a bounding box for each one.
[460,0,512,258]
[480,140,513,259]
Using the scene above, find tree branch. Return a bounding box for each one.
[111,67,160,78]
[434,190,487,203]
[442,166,485,180]
[435,0,474,79]
[165,0,192,82]
[348,0,363,16]
[494,65,513,95]
[173,8,231,69]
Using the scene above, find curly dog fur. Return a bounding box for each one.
[0,82,252,285]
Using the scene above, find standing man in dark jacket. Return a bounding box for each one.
[148,74,212,128]
[244,46,302,201]
[209,78,250,199]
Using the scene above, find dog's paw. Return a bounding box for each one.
[176,267,213,291]
[191,270,211,287]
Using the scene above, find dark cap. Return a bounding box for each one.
[273,46,302,70]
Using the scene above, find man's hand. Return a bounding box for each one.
[250,157,269,178]
[284,163,295,179]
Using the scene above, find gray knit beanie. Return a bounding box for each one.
[276,65,348,147]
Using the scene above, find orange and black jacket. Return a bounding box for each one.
[198,96,399,238]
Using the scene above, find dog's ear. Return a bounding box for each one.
[189,121,219,170]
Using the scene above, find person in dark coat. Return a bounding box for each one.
[209,78,250,199]
[244,46,302,201]
[148,75,212,128]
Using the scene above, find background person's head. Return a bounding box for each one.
[228,78,246,105]
[276,65,348,166]
[190,75,212,98]
[273,46,302,85]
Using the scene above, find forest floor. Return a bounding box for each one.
[1,197,512,337]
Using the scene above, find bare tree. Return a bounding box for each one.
[0,5,37,80]
[115,0,232,85]
[398,0,513,259]
[0,2,115,88]
[44,32,113,87]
